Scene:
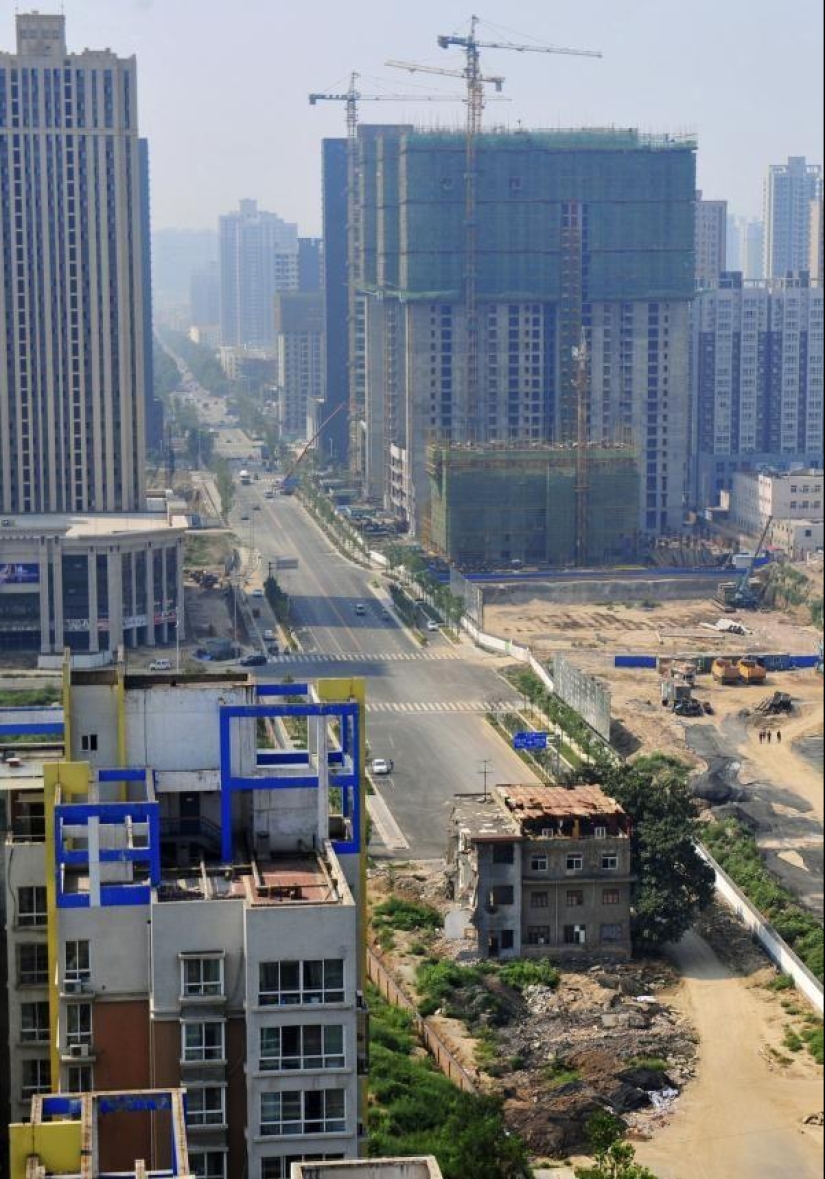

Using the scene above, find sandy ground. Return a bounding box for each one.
[634,931,823,1179]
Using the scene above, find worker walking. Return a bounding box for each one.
[766,730,772,744]
[759,730,764,744]
[776,730,782,744]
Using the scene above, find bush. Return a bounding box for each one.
[373,896,442,935]
[703,819,824,982]
[499,959,560,992]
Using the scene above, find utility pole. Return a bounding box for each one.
[478,758,493,800]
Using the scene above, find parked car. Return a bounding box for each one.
[425,619,440,632]
[239,652,267,667]
[355,603,366,616]
[250,588,264,598]
[370,758,394,775]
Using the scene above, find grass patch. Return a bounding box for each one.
[765,973,795,992]
[703,818,824,982]
[498,959,560,992]
[0,686,61,706]
[366,985,532,1178]
[626,1056,669,1073]
[801,1023,824,1064]
[543,1060,582,1088]
[373,896,442,935]
[783,1028,803,1053]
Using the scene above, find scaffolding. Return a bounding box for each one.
[426,442,639,569]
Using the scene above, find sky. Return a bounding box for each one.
[8,0,822,234]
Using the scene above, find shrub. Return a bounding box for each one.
[499,959,560,992]
[373,896,442,934]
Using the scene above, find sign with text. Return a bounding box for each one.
[0,562,39,585]
[513,730,548,751]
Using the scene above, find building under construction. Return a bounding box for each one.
[427,442,639,568]
[328,126,695,538]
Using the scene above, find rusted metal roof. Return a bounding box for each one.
[497,784,626,821]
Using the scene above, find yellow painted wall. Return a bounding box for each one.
[9,1119,83,1177]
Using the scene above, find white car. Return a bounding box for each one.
[250,588,264,599]
[370,758,394,775]
[426,619,440,632]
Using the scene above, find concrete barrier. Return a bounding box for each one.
[697,845,824,1015]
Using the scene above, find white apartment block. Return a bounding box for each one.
[763,156,822,280]
[220,200,298,348]
[3,669,367,1179]
[730,468,824,534]
[0,14,150,514]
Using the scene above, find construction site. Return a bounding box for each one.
[426,441,639,568]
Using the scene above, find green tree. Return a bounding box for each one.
[210,457,234,519]
[576,1141,659,1179]
[597,755,714,951]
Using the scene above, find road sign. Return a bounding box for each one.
[513,731,548,751]
[276,557,299,571]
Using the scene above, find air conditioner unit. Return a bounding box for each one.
[64,980,83,995]
[68,1044,86,1058]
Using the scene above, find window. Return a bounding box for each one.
[492,843,514,864]
[259,959,345,1006]
[261,1156,345,1179]
[20,1002,50,1043]
[602,889,621,906]
[600,923,624,944]
[500,930,514,950]
[182,1021,225,1062]
[66,1003,92,1047]
[601,854,619,871]
[260,1088,346,1136]
[530,891,549,909]
[529,854,548,871]
[19,943,48,986]
[526,926,549,946]
[80,733,98,752]
[563,924,587,946]
[489,885,514,907]
[186,1086,226,1127]
[66,1064,93,1093]
[260,1024,345,1071]
[594,826,607,839]
[189,1152,226,1179]
[65,940,91,985]
[565,855,583,873]
[182,956,224,998]
[18,886,47,927]
[22,1058,51,1098]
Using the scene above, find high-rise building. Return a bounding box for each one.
[762,156,822,280]
[695,191,727,287]
[344,128,696,536]
[219,199,298,348]
[298,237,324,293]
[274,293,325,440]
[320,139,351,465]
[809,195,824,283]
[2,670,368,1179]
[692,272,824,508]
[0,13,150,514]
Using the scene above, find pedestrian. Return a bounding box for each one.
[776,730,782,744]
[759,730,764,744]
[767,730,772,744]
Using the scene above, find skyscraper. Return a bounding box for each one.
[695,191,727,287]
[762,156,822,280]
[219,199,298,348]
[0,13,150,513]
[345,127,696,536]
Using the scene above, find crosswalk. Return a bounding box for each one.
[276,649,462,664]
[366,700,521,715]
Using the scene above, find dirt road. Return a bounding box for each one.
[634,932,822,1179]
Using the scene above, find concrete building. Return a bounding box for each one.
[274,294,325,441]
[9,1087,193,1178]
[729,468,823,532]
[809,196,824,283]
[692,273,824,510]
[346,127,695,536]
[447,785,632,961]
[695,191,727,288]
[290,1161,443,1179]
[768,516,823,559]
[0,506,186,656]
[220,200,298,348]
[763,156,822,280]
[298,237,324,293]
[320,138,351,466]
[0,13,152,515]
[2,668,367,1179]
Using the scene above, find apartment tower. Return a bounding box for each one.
[695,191,727,288]
[219,199,298,348]
[762,156,822,280]
[0,13,151,514]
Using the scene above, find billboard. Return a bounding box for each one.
[0,562,39,585]
[553,654,612,742]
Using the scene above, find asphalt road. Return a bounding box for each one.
[229,483,539,859]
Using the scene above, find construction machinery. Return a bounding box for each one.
[278,403,347,494]
[738,658,767,685]
[712,657,741,685]
[716,515,773,609]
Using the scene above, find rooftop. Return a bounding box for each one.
[499,784,626,822]
[156,850,351,908]
[451,784,629,842]
[0,511,187,539]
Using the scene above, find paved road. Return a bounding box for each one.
[230,485,538,859]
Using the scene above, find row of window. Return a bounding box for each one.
[189,1153,346,1179]
[491,850,622,873]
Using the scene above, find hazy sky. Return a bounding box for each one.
[11,1,822,233]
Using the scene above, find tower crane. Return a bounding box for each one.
[389,17,601,442]
[309,74,471,482]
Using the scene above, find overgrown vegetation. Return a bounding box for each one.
[157,328,229,396]
[367,985,533,1178]
[0,686,61,707]
[702,818,824,983]
[373,896,442,935]
[762,562,822,628]
[209,456,234,518]
[264,575,290,624]
[574,1111,659,1178]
